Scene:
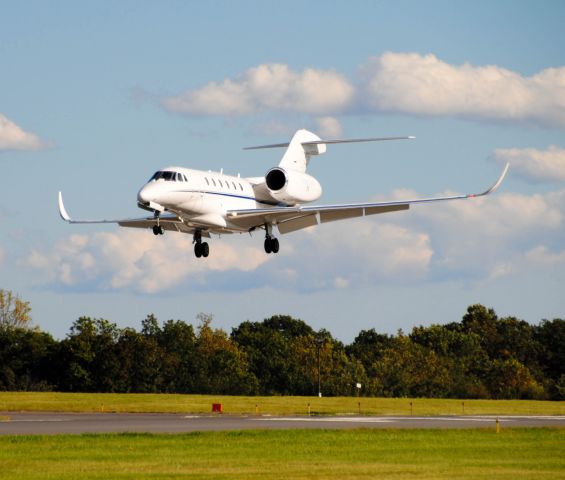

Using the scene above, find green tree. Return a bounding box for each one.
[409,323,490,398]
[346,329,396,378]
[157,318,198,393]
[535,319,565,399]
[461,304,500,357]
[308,333,368,397]
[0,327,57,390]
[231,315,316,394]
[195,313,258,394]
[372,333,454,397]
[0,289,32,330]
[486,358,545,399]
[113,327,164,392]
[57,317,122,392]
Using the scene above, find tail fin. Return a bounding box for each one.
[279,129,326,173]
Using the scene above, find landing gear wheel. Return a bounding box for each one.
[271,237,279,253]
[193,230,209,259]
[264,237,279,254]
[152,225,164,235]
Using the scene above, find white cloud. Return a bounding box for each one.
[161,63,354,116]
[273,221,433,290]
[361,52,565,127]
[493,145,565,183]
[315,116,343,138]
[24,230,269,293]
[0,113,47,152]
[386,188,565,281]
[158,54,565,129]
[334,276,349,289]
[22,187,565,294]
[525,245,565,266]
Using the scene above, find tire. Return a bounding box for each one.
[152,225,159,235]
[194,242,202,258]
[264,238,272,254]
[271,237,279,253]
[202,242,209,258]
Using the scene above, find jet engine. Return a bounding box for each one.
[265,167,322,205]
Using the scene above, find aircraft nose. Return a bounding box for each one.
[137,185,151,204]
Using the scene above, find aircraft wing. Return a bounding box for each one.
[57,192,209,235]
[227,163,509,234]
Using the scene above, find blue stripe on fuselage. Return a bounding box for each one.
[171,189,281,207]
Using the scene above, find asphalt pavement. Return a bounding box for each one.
[1,412,564,435]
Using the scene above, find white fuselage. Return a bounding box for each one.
[137,166,285,232]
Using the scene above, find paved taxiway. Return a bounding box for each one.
[1,412,564,435]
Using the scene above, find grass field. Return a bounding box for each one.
[1,391,565,416]
[1,428,563,479]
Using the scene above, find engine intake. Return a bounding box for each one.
[264,167,322,205]
[265,168,287,191]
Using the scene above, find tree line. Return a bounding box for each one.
[1,290,563,399]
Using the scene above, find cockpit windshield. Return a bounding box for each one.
[149,171,188,182]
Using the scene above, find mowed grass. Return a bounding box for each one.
[1,429,564,479]
[1,391,565,416]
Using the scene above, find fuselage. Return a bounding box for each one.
[136,166,284,232]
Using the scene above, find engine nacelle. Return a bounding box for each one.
[265,167,322,204]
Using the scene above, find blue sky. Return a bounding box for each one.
[1,1,564,340]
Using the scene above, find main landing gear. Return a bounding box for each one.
[264,223,279,254]
[264,236,279,254]
[193,230,209,258]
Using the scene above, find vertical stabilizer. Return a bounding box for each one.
[279,129,326,173]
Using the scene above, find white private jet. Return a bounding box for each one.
[58,129,509,258]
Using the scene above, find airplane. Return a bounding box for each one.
[58,129,509,258]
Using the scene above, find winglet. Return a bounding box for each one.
[58,191,72,222]
[473,162,510,197]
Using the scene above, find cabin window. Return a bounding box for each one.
[239,183,243,191]
[218,180,223,187]
[211,178,216,187]
[232,181,237,190]
[226,182,230,189]
[205,177,210,186]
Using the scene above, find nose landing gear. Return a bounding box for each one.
[152,225,164,235]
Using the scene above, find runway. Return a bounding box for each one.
[1,412,564,435]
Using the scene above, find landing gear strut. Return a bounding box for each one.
[264,223,279,254]
[152,213,164,235]
[193,230,209,258]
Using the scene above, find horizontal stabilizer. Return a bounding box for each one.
[244,135,415,150]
